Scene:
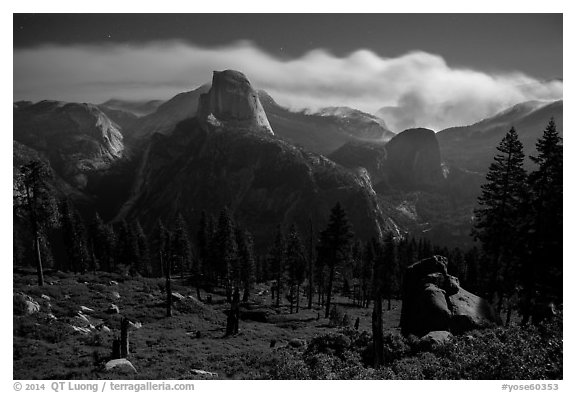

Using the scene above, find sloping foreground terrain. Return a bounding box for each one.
[13,271,561,380]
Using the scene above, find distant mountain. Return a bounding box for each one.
[329,128,484,248]
[259,92,394,154]
[117,70,399,244]
[100,98,164,117]
[312,106,394,140]
[98,106,139,130]
[121,84,394,155]
[330,128,444,192]
[437,100,563,172]
[124,85,210,140]
[13,100,125,190]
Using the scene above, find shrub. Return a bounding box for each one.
[305,332,352,360]
[270,313,563,380]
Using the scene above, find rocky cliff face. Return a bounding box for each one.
[13,101,124,189]
[197,70,274,135]
[330,128,444,191]
[384,128,444,188]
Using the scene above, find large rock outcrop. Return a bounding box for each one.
[385,128,444,188]
[197,70,274,135]
[400,255,501,337]
[330,128,445,191]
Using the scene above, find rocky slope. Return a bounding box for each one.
[13,101,125,190]
[437,100,563,172]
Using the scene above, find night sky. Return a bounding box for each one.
[12,14,563,131]
[14,14,562,79]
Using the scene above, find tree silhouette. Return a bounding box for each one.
[14,161,58,285]
[213,208,237,301]
[473,127,527,307]
[59,198,90,273]
[318,202,353,318]
[522,118,563,322]
[236,227,256,302]
[270,226,286,308]
[285,224,306,313]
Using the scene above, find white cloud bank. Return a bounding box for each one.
[14,41,562,131]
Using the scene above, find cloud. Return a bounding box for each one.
[13,40,563,131]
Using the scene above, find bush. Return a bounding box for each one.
[270,313,563,380]
[305,332,352,360]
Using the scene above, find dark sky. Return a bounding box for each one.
[14,13,562,79]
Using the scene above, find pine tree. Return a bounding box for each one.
[14,160,58,285]
[318,202,354,318]
[350,240,363,306]
[270,226,286,308]
[236,228,256,302]
[196,211,211,285]
[370,238,385,367]
[382,232,398,310]
[285,225,306,313]
[522,118,563,319]
[172,213,192,279]
[115,220,139,274]
[360,240,375,308]
[59,198,90,273]
[133,220,151,276]
[153,219,171,277]
[307,218,315,309]
[473,127,527,307]
[212,208,237,300]
[90,213,115,272]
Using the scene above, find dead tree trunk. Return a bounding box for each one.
[120,317,130,358]
[34,235,44,287]
[112,339,121,359]
[165,257,172,317]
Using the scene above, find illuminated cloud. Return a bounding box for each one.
[13,41,563,131]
